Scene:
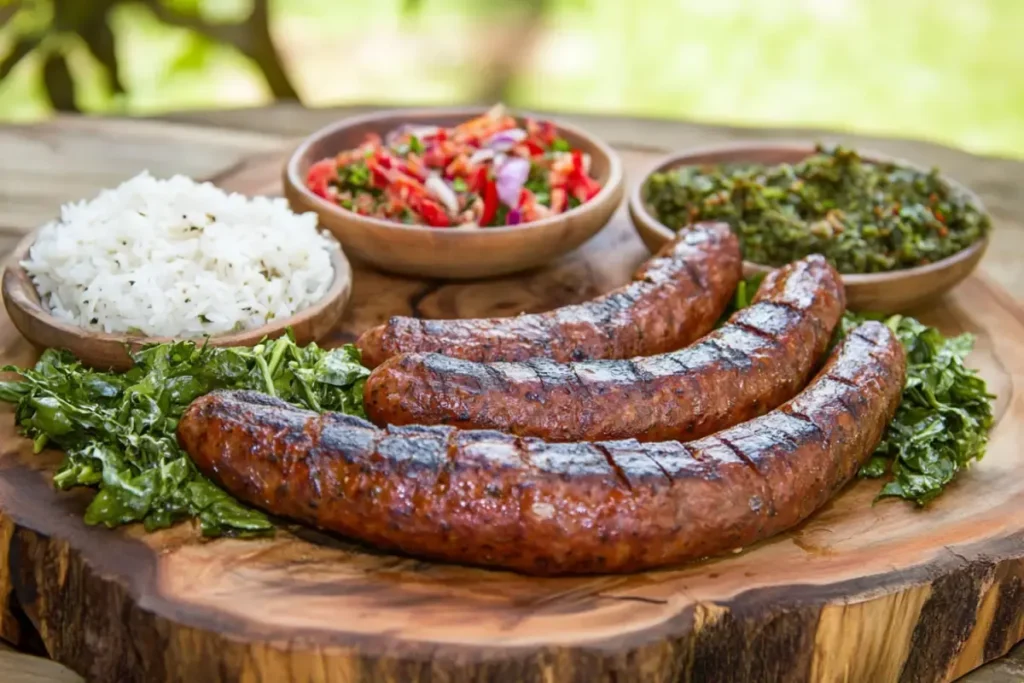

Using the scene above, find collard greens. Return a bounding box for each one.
[0,333,369,536]
[844,313,995,504]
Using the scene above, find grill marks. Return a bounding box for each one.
[732,320,785,346]
[595,443,634,491]
[364,254,846,444]
[827,373,860,389]
[178,322,906,575]
[356,222,741,367]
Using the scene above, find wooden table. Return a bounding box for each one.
[1,105,1024,682]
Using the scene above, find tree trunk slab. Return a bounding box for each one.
[0,133,1022,683]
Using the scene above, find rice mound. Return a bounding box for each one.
[22,171,336,338]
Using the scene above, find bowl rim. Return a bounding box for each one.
[626,140,991,284]
[1,229,353,348]
[283,105,625,236]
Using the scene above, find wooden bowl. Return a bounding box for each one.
[627,142,990,313]
[1,231,353,371]
[283,107,625,279]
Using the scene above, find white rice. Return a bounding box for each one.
[21,171,336,338]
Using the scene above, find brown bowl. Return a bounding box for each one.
[627,142,990,313]
[1,231,353,371]
[283,107,625,279]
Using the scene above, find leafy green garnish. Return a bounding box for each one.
[551,137,571,152]
[722,276,995,505]
[339,160,371,190]
[408,135,424,154]
[842,312,994,505]
[452,177,468,192]
[0,332,370,536]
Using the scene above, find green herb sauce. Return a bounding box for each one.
[644,145,991,274]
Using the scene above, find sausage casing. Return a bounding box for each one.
[179,321,905,576]
[364,254,845,442]
[355,222,741,368]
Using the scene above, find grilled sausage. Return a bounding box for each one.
[355,222,741,368]
[363,255,845,443]
[179,321,905,576]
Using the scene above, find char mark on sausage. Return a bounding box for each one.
[355,222,742,368]
[178,321,905,576]
[364,254,845,442]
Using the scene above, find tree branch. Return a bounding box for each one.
[81,12,124,94]
[140,0,252,53]
[43,52,77,112]
[0,39,36,82]
[140,0,299,101]
[242,0,299,100]
[0,2,21,27]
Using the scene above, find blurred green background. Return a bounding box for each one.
[2,0,1022,158]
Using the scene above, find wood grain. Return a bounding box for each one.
[3,111,1024,681]
[0,139,1021,682]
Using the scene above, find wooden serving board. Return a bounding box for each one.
[0,146,1022,683]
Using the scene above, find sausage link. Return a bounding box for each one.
[363,255,845,442]
[178,321,905,575]
[355,222,741,368]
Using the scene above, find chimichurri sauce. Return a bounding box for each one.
[644,145,991,274]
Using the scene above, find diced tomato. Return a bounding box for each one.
[480,180,499,226]
[366,158,390,189]
[550,187,567,213]
[402,153,428,181]
[306,159,336,199]
[523,139,545,157]
[422,145,447,168]
[569,174,602,202]
[417,198,451,227]
[525,118,556,145]
[469,165,489,193]
[391,173,426,198]
[375,150,393,169]
[517,188,535,209]
[571,150,584,174]
[564,150,601,202]
[538,121,557,145]
[445,154,471,179]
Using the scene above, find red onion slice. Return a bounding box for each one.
[485,128,527,152]
[496,157,530,208]
[425,173,459,215]
[468,148,495,165]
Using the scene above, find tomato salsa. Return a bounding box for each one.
[305,105,603,228]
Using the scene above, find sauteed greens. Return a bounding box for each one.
[0,333,369,536]
[645,145,990,274]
